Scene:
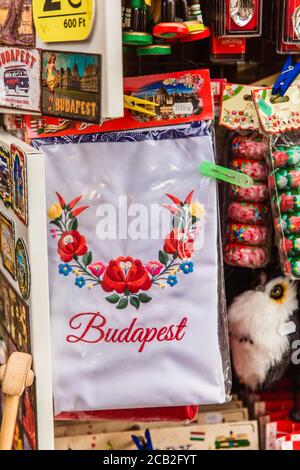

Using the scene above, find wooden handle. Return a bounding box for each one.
[0,396,20,451]
[0,353,34,451]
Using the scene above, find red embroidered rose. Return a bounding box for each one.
[58,231,88,262]
[101,257,152,294]
[164,229,194,260]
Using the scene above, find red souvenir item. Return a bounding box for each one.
[225,0,263,36]
[153,22,189,39]
[230,159,268,181]
[210,32,246,63]
[285,0,300,43]
[165,28,210,43]
[227,201,269,225]
[25,70,214,139]
[225,244,269,268]
[56,406,198,422]
[229,183,269,203]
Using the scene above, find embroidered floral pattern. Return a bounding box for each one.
[48,191,205,310]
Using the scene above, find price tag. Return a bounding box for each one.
[33,0,95,43]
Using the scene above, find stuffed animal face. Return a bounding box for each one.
[229,273,299,391]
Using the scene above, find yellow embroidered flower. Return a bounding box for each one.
[48,203,62,219]
[189,202,205,219]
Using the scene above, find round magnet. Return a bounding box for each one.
[165,27,210,43]
[153,22,189,39]
[137,45,172,56]
[122,32,153,46]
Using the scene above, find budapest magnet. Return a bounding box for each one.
[0,0,35,47]
[33,0,95,43]
[15,238,30,300]
[0,212,16,278]
[11,144,28,226]
[0,47,41,112]
[41,50,101,123]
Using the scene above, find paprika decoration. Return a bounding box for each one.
[48,190,205,311]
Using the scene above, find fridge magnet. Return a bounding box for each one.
[41,50,101,123]
[0,0,35,47]
[0,47,41,112]
[293,5,300,39]
[11,143,28,225]
[0,211,16,279]
[15,238,30,300]
[0,144,12,207]
[10,276,30,351]
[33,0,95,43]
[230,0,255,28]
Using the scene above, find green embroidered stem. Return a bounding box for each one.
[152,257,181,283]
[72,258,101,283]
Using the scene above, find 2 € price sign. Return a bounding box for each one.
[33,0,95,43]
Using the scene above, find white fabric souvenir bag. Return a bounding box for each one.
[34,121,231,414]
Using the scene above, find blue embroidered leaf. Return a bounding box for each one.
[68,218,78,231]
[82,251,92,267]
[138,293,152,303]
[106,294,120,304]
[159,250,169,266]
[130,297,140,310]
[116,298,128,310]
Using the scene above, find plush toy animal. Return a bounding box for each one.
[228,270,299,391]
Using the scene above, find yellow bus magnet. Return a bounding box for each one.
[33,0,95,43]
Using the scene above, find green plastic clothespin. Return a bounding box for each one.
[199,161,253,189]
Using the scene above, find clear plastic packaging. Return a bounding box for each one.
[224,131,272,268]
[269,134,300,279]
[32,120,232,416]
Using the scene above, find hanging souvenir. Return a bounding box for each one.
[212,0,263,37]
[30,70,231,415]
[253,86,300,280]
[277,0,300,53]
[220,85,272,269]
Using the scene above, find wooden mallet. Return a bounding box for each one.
[0,352,34,450]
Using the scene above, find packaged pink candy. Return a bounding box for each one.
[224,132,271,269]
